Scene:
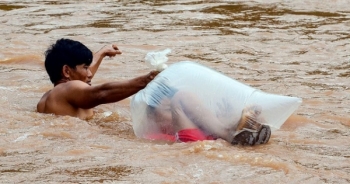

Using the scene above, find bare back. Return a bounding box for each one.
[37,81,94,120]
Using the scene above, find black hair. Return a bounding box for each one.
[44,38,93,84]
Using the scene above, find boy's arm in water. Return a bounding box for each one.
[64,71,159,109]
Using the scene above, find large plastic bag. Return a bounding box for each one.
[130,51,302,141]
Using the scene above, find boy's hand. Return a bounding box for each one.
[102,44,122,57]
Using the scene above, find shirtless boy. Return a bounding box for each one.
[37,38,158,119]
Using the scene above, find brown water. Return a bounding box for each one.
[0,0,349,183]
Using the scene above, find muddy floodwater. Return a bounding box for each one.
[0,0,349,183]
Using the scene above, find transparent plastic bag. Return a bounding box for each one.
[131,57,302,141]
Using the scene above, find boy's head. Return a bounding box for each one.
[44,38,93,84]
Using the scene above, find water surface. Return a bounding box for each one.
[0,0,349,183]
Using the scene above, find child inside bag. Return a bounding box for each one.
[144,81,271,146]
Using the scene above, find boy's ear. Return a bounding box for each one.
[62,65,71,78]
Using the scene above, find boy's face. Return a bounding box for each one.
[69,64,93,85]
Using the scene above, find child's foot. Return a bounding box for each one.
[231,105,271,146]
[236,105,263,131]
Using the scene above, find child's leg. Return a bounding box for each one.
[170,91,235,142]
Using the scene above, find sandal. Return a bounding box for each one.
[231,125,271,146]
[232,105,271,146]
